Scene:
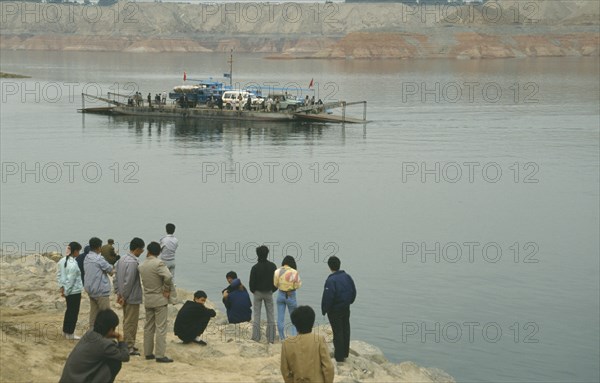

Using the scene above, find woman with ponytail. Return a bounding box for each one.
[274,255,302,340]
[56,242,83,340]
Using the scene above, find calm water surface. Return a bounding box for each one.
[1,51,598,382]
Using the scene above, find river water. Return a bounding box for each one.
[1,51,598,382]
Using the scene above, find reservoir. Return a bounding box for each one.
[1,51,598,382]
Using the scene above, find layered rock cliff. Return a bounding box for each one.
[0,0,598,58]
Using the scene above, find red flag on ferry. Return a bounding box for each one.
[309,78,314,88]
[183,71,187,81]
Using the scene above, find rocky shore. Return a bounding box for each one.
[0,253,455,382]
[0,1,598,59]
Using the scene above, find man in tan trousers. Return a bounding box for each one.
[138,241,174,363]
[114,237,145,356]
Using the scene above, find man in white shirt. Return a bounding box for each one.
[159,223,178,279]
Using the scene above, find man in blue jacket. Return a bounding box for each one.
[222,273,252,324]
[84,237,114,329]
[321,256,357,363]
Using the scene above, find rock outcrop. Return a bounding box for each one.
[0,1,598,58]
[0,253,455,382]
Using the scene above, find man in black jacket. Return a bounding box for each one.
[249,245,277,343]
[76,245,90,284]
[321,256,357,363]
[174,290,216,345]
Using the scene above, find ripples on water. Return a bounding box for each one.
[1,52,598,382]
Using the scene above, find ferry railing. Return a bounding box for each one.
[294,100,368,123]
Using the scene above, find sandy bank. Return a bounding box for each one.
[0,1,598,58]
[0,253,455,382]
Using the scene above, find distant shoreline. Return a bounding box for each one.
[1,31,597,59]
[0,72,30,78]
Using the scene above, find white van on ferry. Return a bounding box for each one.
[222,90,263,110]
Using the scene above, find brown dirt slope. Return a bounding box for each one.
[0,2,598,57]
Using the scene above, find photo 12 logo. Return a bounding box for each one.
[401,321,540,344]
[200,241,339,264]
[1,81,139,104]
[1,322,69,343]
[1,241,67,261]
[179,319,333,344]
[197,2,341,25]
[401,241,540,264]
[0,2,139,25]
[232,80,340,103]
[400,82,539,104]
[399,1,540,24]
[1,161,140,184]
[201,162,339,184]
[0,240,131,262]
[401,162,540,184]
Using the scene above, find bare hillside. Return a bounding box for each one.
[0,1,598,58]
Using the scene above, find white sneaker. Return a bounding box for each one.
[65,333,81,340]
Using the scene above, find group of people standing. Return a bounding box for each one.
[56,223,357,383]
[57,224,179,382]
[127,91,168,107]
[223,245,357,383]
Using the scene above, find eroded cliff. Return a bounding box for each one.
[1,0,598,58]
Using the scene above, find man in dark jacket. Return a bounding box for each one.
[222,274,252,324]
[59,309,129,383]
[321,256,357,363]
[76,245,90,284]
[249,245,277,343]
[101,239,120,265]
[174,290,216,345]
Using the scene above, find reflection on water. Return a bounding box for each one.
[1,51,598,383]
[90,115,365,147]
